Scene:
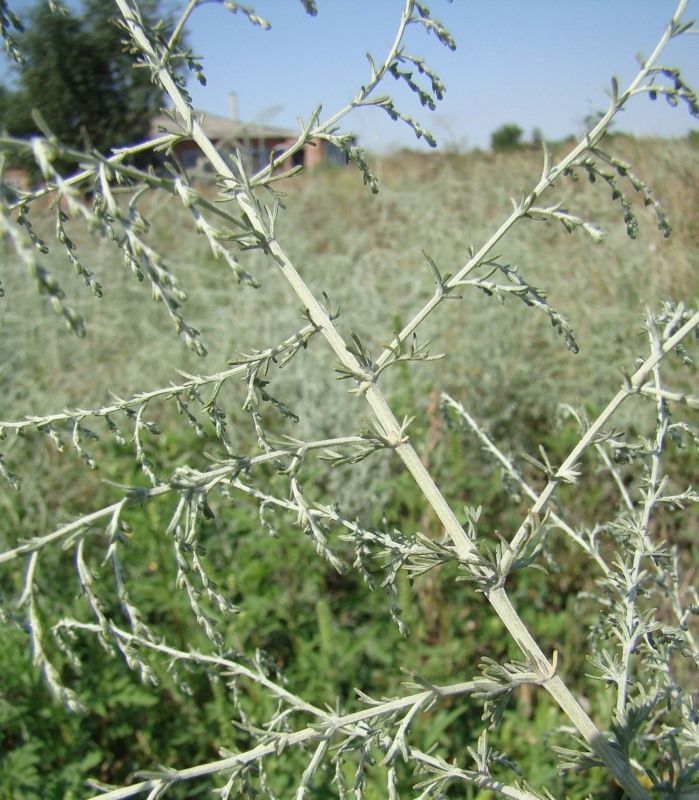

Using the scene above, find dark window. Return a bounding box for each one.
[324,142,346,166]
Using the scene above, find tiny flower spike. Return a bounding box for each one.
[0,2,697,799]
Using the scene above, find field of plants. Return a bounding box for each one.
[1,131,697,798]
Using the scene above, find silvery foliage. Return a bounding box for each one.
[1,1,698,798]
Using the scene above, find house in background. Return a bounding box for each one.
[150,93,349,177]
[0,94,351,193]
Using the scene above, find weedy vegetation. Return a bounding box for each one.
[0,2,698,799]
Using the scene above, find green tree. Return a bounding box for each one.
[490,122,523,151]
[0,0,168,155]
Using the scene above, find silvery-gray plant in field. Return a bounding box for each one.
[1,1,698,798]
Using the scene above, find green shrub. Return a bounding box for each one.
[1,3,698,800]
[490,123,524,152]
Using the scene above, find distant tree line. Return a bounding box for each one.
[490,123,549,152]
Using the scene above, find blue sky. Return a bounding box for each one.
[182,0,699,150]
[2,1,698,151]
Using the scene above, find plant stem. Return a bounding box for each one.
[113,2,686,796]
[501,307,699,575]
[373,0,687,370]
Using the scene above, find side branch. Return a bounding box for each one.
[500,306,699,575]
[67,619,478,799]
[372,0,690,369]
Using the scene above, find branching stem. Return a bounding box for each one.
[373,0,688,369]
[110,2,699,795]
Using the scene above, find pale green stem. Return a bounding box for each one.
[0,322,317,433]
[0,494,155,565]
[61,620,478,799]
[112,1,682,796]
[410,746,545,800]
[252,0,416,184]
[160,0,199,67]
[616,321,667,715]
[1,133,177,209]
[639,385,699,408]
[442,393,612,576]
[500,308,699,576]
[595,444,636,512]
[373,0,688,371]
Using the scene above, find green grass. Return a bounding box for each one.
[1,135,698,798]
